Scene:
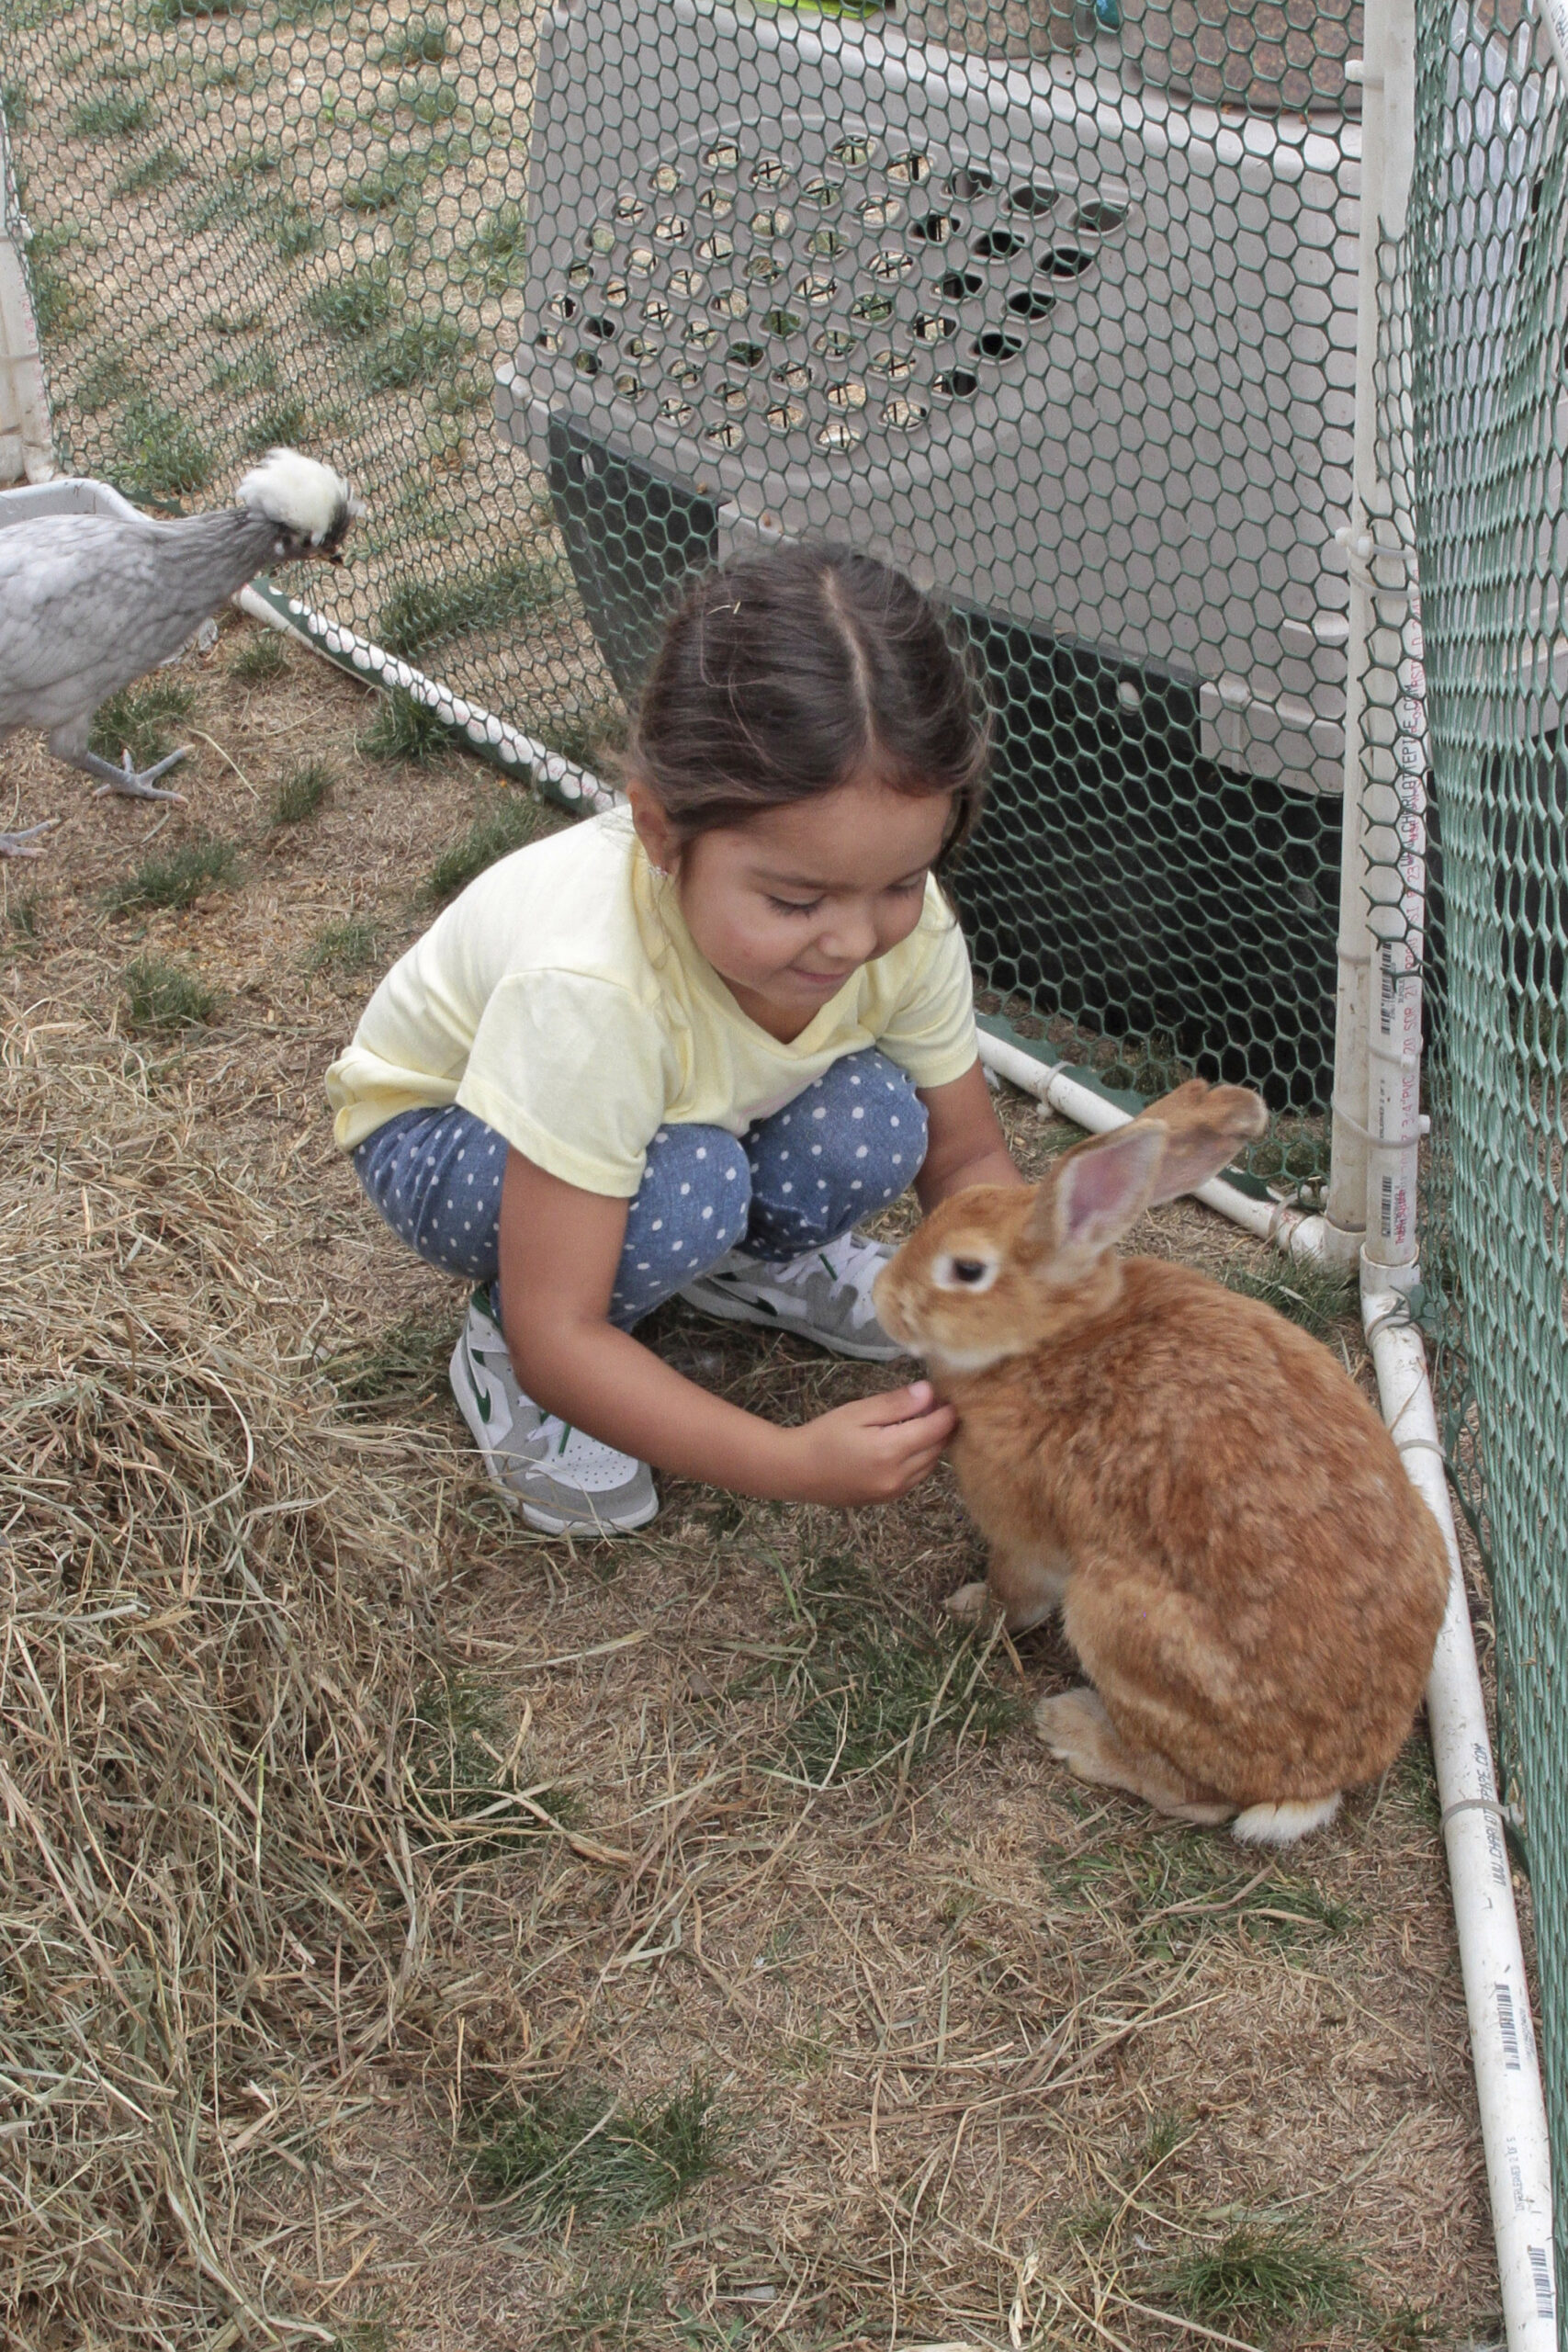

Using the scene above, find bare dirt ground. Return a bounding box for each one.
[0,616,1522,2352]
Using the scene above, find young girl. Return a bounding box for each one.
[326,542,1024,1532]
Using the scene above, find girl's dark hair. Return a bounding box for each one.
[630,540,991,865]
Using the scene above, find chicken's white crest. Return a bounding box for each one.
[236,448,364,547]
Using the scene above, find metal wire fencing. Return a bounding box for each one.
[2,0,1369,1192]
[1404,0,1568,2310]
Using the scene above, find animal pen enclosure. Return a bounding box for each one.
[1,0,1567,2336]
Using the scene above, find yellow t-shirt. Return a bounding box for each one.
[324,811,978,1197]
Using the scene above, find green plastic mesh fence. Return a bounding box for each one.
[2,0,1367,1192]
[1406,0,1568,2303]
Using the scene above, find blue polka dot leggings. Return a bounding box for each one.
[352,1047,929,1331]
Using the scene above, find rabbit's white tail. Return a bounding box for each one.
[1231,1792,1342,1846]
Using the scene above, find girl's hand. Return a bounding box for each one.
[783,1381,956,1506]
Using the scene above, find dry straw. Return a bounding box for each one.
[0,989,441,2347]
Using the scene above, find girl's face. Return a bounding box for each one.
[631,772,953,1042]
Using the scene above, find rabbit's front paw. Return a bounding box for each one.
[943,1580,992,1621]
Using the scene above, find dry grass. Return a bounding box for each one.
[0,628,1517,2349]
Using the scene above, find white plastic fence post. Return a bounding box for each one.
[0,96,54,487]
[1324,0,1417,1263]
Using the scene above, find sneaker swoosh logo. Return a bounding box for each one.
[470,1365,493,1422]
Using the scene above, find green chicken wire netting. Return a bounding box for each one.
[4,0,1368,1199]
[1407,0,1568,2303]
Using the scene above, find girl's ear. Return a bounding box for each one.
[626,772,682,876]
[1029,1121,1168,1265]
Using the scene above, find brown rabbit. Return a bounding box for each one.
[874,1080,1450,1843]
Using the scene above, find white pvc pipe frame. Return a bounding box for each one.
[254,549,1556,2336]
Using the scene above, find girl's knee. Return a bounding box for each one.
[626,1125,751,1265]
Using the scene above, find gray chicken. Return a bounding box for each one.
[0,447,363,856]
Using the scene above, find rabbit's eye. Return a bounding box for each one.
[936,1252,998,1293]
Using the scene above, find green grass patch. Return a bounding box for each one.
[306,917,384,976]
[107,834,239,913]
[272,202,321,258]
[467,2073,724,2226]
[1164,2219,1357,2331]
[116,394,210,498]
[89,680,193,771]
[243,396,310,454]
[360,685,449,765]
[1044,1833,1357,1960]
[6,892,44,941]
[406,1673,576,1854]
[773,1553,1021,1785]
[2,79,29,130]
[210,347,277,392]
[378,12,449,59]
[358,316,468,391]
[270,759,333,827]
[122,952,216,1031]
[1221,1259,1353,1347]
[422,792,545,903]
[112,144,185,197]
[536,695,627,771]
[320,1308,451,1405]
[465,198,525,289]
[377,548,563,660]
[306,264,393,342]
[231,629,289,684]
[27,231,90,340]
[73,91,154,137]
[75,352,143,414]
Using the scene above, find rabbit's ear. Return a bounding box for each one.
[1032,1120,1168,1262]
[1143,1082,1269,1204]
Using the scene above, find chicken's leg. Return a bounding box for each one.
[0,819,58,857]
[50,716,187,804]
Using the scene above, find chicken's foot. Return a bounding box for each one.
[86,747,188,802]
[0,819,58,858]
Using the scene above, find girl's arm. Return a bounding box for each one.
[916,1059,1027,1204]
[497,1148,955,1506]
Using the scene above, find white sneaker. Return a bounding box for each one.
[679,1230,907,1363]
[448,1292,659,1534]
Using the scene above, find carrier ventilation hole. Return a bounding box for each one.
[972,228,1024,260]
[911,311,956,343]
[1008,182,1057,214]
[583,314,616,341]
[940,268,985,300]
[858,195,902,227]
[762,307,802,336]
[1075,199,1127,232]
[727,341,765,368]
[1047,243,1097,278]
[814,327,856,357]
[817,417,863,448]
[850,291,895,323]
[767,399,805,430]
[752,206,793,237]
[829,133,879,167]
[944,164,994,198]
[704,138,740,171]
[933,366,978,398]
[801,177,840,209]
[751,155,791,189]
[884,395,928,427]
[887,151,930,183]
[1007,286,1056,321]
[973,328,1023,362]
[910,211,957,243]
